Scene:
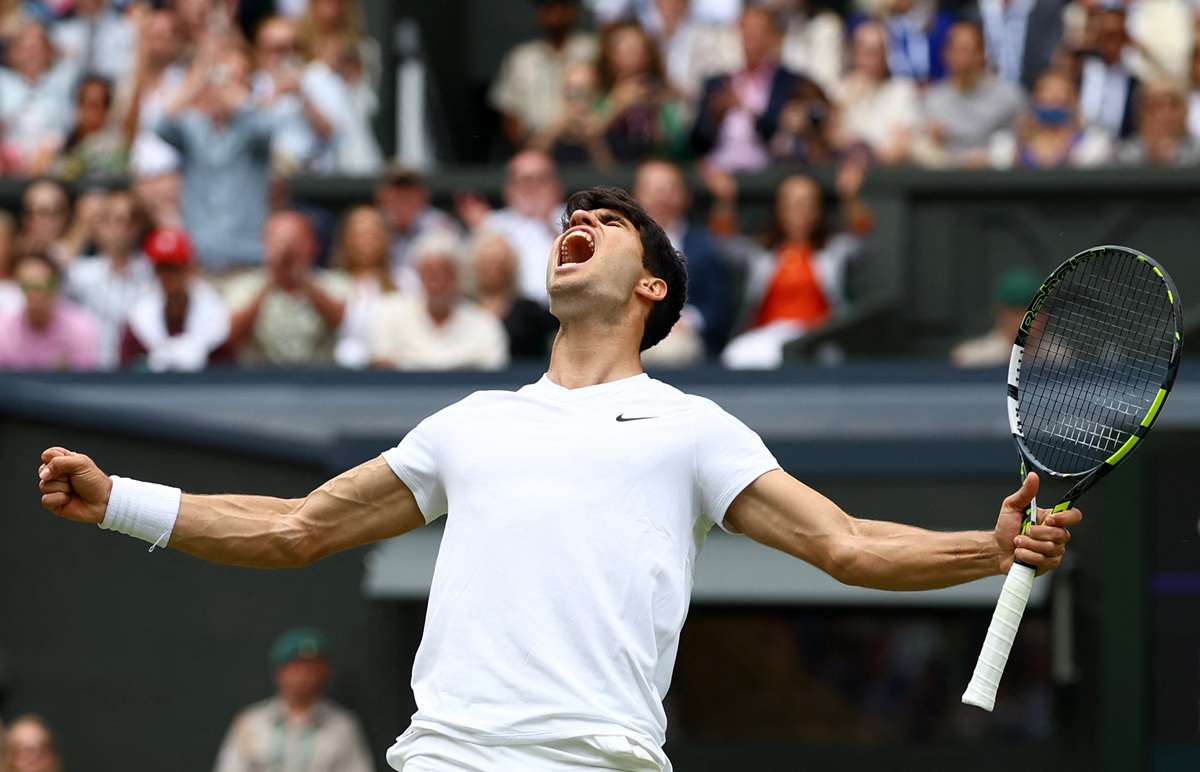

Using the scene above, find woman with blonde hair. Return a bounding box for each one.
[332,204,401,369]
[296,0,377,80]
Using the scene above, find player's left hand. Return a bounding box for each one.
[993,473,1082,576]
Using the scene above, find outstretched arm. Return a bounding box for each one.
[724,470,1078,591]
[38,448,424,568]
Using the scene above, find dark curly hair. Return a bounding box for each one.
[561,186,688,352]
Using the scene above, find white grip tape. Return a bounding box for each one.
[99,475,181,549]
[962,563,1036,711]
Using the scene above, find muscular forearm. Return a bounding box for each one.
[171,493,312,568]
[828,519,1003,591]
[171,459,423,567]
[726,469,1009,592]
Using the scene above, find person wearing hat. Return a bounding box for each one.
[213,627,375,772]
[118,226,234,372]
[949,267,1043,367]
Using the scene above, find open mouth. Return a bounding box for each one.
[558,227,596,267]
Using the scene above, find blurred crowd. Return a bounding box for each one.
[1,0,1196,373]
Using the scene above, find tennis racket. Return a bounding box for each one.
[962,245,1184,711]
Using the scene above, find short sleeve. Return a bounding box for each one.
[691,399,780,529]
[381,409,452,523]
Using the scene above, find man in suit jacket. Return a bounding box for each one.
[689,5,826,172]
[965,0,1065,92]
[1076,5,1139,139]
[632,157,731,358]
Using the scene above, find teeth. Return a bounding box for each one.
[559,230,595,266]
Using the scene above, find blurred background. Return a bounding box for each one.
[1,0,1200,770]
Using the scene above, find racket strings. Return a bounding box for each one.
[1018,250,1176,474]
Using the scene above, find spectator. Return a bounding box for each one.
[374,163,462,292]
[54,186,108,266]
[332,205,402,369]
[131,163,184,229]
[647,0,741,101]
[223,210,349,367]
[252,15,345,175]
[312,34,384,175]
[0,209,18,312]
[488,0,598,151]
[50,0,134,84]
[120,6,188,182]
[213,627,374,772]
[15,179,71,261]
[1115,77,1200,166]
[690,6,823,172]
[950,267,1042,367]
[852,0,954,85]
[631,157,729,356]
[470,231,559,362]
[964,0,1064,91]
[369,231,509,371]
[1188,40,1200,144]
[3,715,61,772]
[52,75,128,181]
[296,0,379,83]
[0,251,100,371]
[0,0,32,57]
[1076,5,1138,140]
[768,0,845,95]
[120,225,233,371]
[528,61,615,168]
[766,66,837,165]
[912,21,1025,168]
[831,19,920,166]
[65,189,157,370]
[0,21,74,176]
[458,150,566,305]
[989,68,1112,168]
[721,157,873,370]
[595,20,691,162]
[156,38,277,275]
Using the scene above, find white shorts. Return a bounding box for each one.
[385,726,670,771]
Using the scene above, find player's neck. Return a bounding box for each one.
[545,321,644,389]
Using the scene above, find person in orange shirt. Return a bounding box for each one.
[722,155,874,369]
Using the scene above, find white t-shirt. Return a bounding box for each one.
[381,374,780,759]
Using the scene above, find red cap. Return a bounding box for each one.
[144,226,193,266]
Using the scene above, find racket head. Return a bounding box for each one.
[1006,245,1183,502]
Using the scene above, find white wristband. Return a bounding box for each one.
[100,476,182,550]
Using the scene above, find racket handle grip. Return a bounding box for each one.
[962,563,1037,711]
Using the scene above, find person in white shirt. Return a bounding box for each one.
[458,150,566,305]
[65,189,157,370]
[368,230,509,371]
[50,0,135,84]
[37,185,1080,771]
[251,15,345,176]
[488,0,598,151]
[0,21,76,175]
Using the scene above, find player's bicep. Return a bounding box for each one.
[299,456,425,560]
[724,468,855,573]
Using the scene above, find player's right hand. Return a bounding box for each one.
[38,447,112,524]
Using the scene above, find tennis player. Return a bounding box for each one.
[37,186,1080,771]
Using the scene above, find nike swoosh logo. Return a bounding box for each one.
[616,414,658,422]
